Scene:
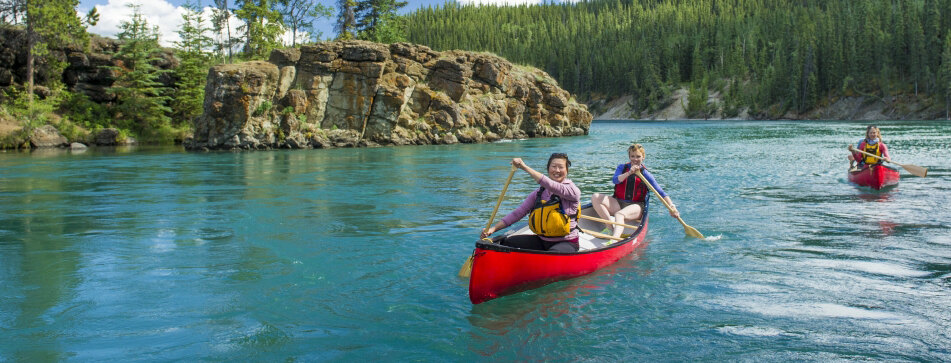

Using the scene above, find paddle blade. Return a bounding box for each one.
[458,254,473,278]
[684,224,705,239]
[902,164,928,178]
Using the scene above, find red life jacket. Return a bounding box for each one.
[613,164,648,202]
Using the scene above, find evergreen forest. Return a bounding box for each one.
[406,0,951,118]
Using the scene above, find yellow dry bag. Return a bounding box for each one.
[528,187,572,237]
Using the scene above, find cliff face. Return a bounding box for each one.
[184,41,592,150]
[0,27,178,102]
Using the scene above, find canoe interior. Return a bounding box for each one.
[500,205,639,251]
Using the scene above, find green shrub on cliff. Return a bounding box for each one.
[61,91,110,130]
[171,1,213,126]
[106,4,174,141]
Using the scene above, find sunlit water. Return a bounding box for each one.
[1,121,950,361]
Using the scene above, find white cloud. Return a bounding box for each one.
[80,0,303,49]
[83,0,188,46]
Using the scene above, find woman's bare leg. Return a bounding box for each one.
[591,193,620,230]
[612,203,643,238]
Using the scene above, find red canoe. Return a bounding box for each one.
[468,200,650,304]
[848,164,900,190]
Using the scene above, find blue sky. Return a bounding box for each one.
[75,0,544,47]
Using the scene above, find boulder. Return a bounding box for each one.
[94,128,121,146]
[29,125,67,148]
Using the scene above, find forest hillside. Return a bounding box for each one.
[406,0,951,120]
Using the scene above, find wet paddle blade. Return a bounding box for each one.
[902,164,927,178]
[458,254,473,278]
[684,224,705,239]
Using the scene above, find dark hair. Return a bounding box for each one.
[547,152,571,168]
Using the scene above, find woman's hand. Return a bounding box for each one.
[669,206,680,219]
[481,226,497,239]
[665,197,680,218]
[511,158,527,170]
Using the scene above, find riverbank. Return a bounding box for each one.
[591,87,948,121]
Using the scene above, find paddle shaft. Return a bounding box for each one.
[483,165,518,235]
[632,169,675,212]
[578,214,640,231]
[849,146,892,164]
[460,165,518,278]
[579,228,624,241]
[633,169,704,239]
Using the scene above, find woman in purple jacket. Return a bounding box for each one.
[480,153,581,252]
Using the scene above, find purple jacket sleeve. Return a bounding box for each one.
[500,190,538,228]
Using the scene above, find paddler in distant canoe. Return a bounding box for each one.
[848,125,892,171]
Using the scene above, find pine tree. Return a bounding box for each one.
[234,0,284,59]
[4,0,88,104]
[172,1,213,126]
[107,4,171,137]
[335,0,356,40]
[355,0,407,43]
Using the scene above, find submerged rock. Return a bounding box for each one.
[185,41,592,150]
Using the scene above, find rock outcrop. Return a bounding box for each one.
[185,41,591,150]
[0,26,178,103]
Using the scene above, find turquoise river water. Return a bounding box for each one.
[1,121,950,361]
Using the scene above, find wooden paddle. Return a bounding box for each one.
[579,228,624,241]
[459,165,518,278]
[633,169,705,239]
[578,214,640,231]
[848,145,928,178]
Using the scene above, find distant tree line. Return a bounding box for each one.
[406,0,951,118]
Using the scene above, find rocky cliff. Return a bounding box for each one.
[0,26,178,102]
[184,41,592,150]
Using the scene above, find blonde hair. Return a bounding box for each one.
[627,144,646,157]
[866,125,882,142]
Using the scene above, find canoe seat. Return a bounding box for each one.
[579,233,612,251]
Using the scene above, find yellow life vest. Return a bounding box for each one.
[528,187,573,237]
[863,141,881,164]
